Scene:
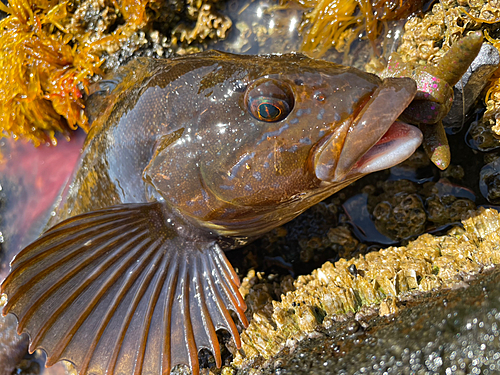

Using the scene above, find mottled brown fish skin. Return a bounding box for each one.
[1,51,421,375]
[54,52,416,237]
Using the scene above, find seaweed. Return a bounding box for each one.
[295,0,424,58]
[0,0,231,146]
[0,0,102,146]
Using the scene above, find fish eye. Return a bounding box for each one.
[244,78,294,122]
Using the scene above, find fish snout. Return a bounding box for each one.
[314,77,422,183]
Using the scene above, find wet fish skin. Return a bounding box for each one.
[1,51,422,375]
[60,52,418,237]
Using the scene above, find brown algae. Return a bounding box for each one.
[294,0,424,58]
[0,0,101,146]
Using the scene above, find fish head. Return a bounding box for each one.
[144,53,422,235]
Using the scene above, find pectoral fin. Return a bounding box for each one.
[1,202,248,375]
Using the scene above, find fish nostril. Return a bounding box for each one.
[233,80,247,92]
[294,78,304,86]
[314,91,326,102]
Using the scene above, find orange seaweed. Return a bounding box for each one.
[484,31,500,102]
[297,0,424,58]
[0,0,102,146]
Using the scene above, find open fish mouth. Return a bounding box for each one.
[315,77,422,183]
[345,120,422,177]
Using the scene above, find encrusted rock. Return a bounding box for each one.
[233,207,500,369]
[398,3,470,66]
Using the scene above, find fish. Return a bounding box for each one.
[0,50,422,375]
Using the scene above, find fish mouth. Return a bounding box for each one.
[314,77,422,183]
[344,120,422,177]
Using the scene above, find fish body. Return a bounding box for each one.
[1,51,422,375]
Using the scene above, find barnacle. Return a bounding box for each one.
[388,0,500,163]
[295,0,424,58]
[233,207,500,367]
[171,0,232,48]
[397,2,472,65]
[425,1,500,139]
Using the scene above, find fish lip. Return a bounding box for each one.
[344,120,423,178]
[314,77,418,182]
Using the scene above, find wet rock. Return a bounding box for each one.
[443,42,500,133]
[397,3,470,66]
[425,193,476,225]
[372,192,427,240]
[237,269,500,374]
[0,294,32,375]
[480,156,500,203]
[466,117,500,151]
[67,0,232,70]
[232,207,500,371]
[351,177,477,243]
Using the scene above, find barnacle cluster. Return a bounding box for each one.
[172,0,232,48]
[0,0,231,145]
[233,207,500,367]
[397,2,472,65]
[368,178,475,240]
[294,0,423,58]
[398,1,500,148]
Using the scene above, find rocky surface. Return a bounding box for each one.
[231,208,500,372]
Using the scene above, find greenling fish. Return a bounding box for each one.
[1,51,422,375]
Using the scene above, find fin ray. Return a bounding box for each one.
[1,202,247,375]
[208,252,249,329]
[17,226,147,336]
[105,240,164,374]
[49,235,153,367]
[194,255,221,366]
[32,230,150,352]
[133,244,170,375]
[161,254,179,373]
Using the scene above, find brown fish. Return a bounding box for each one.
[1,51,422,375]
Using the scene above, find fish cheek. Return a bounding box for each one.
[199,142,316,208]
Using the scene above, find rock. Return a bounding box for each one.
[443,42,500,133]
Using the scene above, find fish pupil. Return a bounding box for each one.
[257,100,285,121]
